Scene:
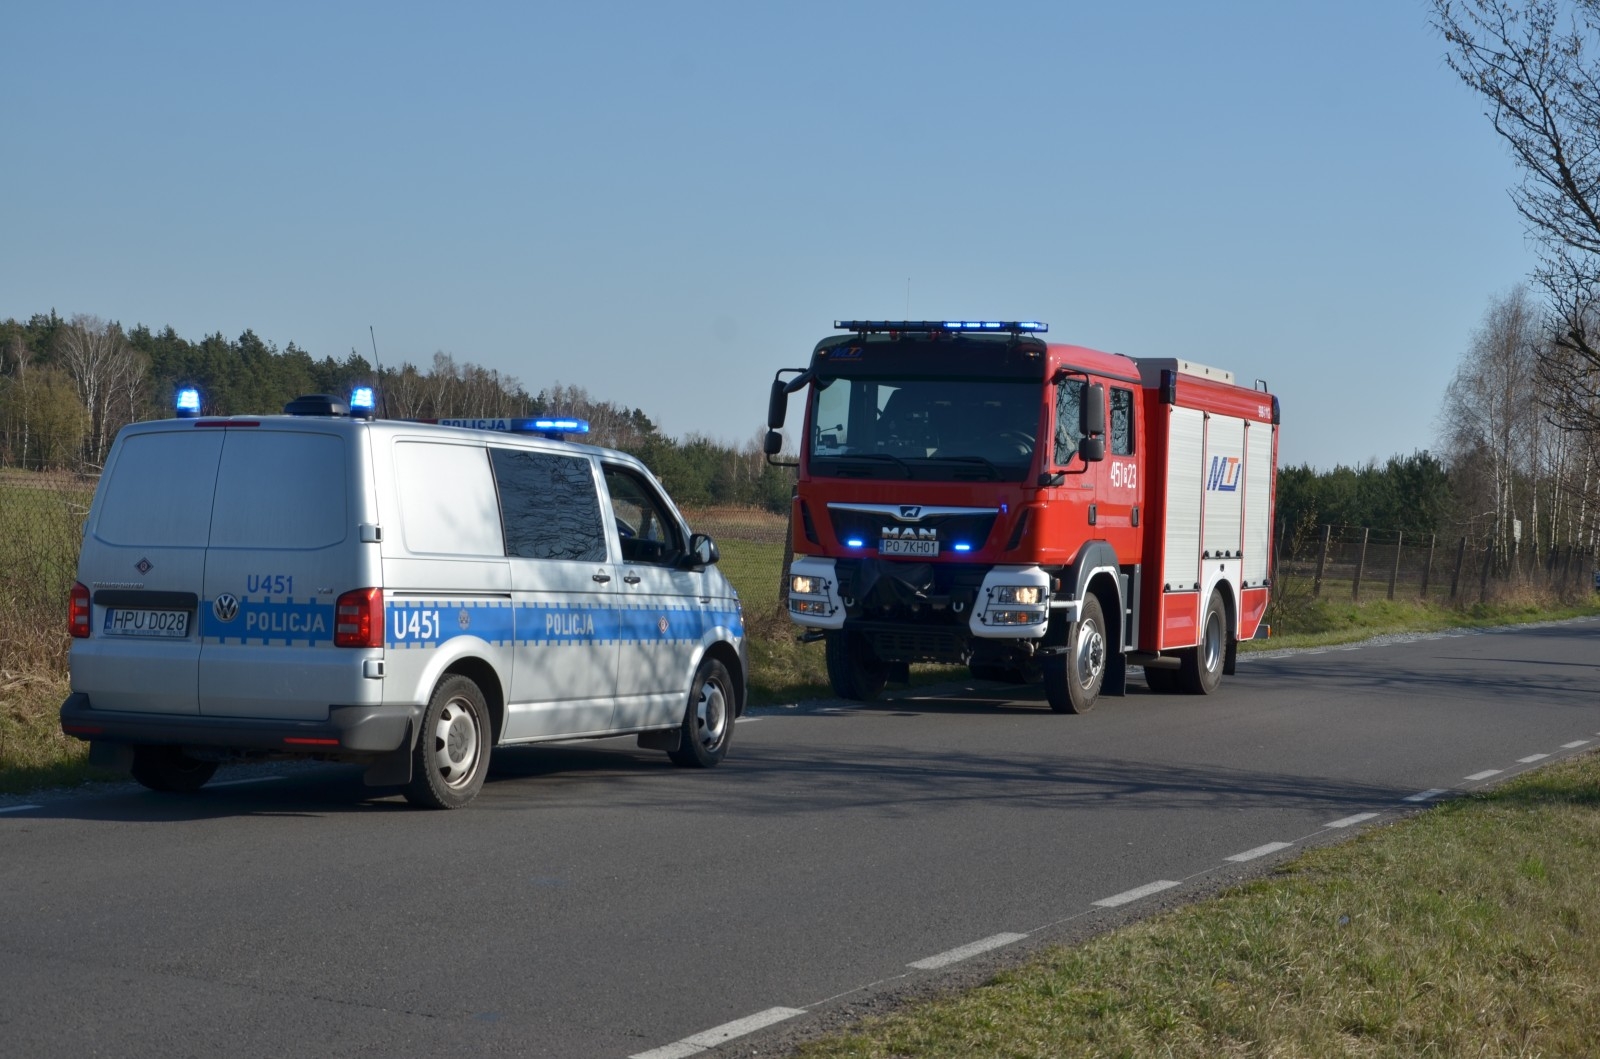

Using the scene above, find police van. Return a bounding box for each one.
[61,389,747,809]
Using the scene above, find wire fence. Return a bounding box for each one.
[1277,525,1600,605]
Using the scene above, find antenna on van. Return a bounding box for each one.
[368,325,390,418]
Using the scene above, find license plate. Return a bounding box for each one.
[880,538,939,557]
[102,608,191,638]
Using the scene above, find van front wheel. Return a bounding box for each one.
[130,746,218,793]
[668,657,735,768]
[405,675,491,809]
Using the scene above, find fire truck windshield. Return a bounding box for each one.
[807,377,1042,481]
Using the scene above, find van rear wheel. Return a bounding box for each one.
[130,746,218,793]
[405,675,491,809]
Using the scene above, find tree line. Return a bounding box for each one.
[0,311,794,512]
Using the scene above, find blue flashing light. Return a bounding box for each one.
[175,388,201,418]
[834,320,1047,335]
[953,543,973,552]
[349,387,375,412]
[845,538,865,548]
[530,418,589,434]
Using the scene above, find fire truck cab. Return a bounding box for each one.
[766,320,1278,714]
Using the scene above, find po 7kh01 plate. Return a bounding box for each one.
[102,608,191,638]
[880,538,939,557]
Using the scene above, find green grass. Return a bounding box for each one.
[793,753,1600,1058]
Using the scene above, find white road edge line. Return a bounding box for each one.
[630,1007,806,1059]
[1517,754,1549,763]
[1094,880,1180,908]
[1403,789,1449,803]
[0,805,42,814]
[1562,740,1590,749]
[1325,812,1380,828]
[209,777,284,788]
[1225,841,1293,863]
[1464,769,1503,782]
[908,932,1028,970]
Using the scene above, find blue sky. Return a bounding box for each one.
[3,1,1536,468]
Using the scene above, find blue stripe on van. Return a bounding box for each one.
[202,598,336,645]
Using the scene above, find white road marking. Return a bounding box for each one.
[1094,880,1180,908]
[1517,754,1549,763]
[630,1007,805,1059]
[1403,789,1449,802]
[0,805,41,814]
[908,932,1027,970]
[209,777,283,788]
[1562,740,1589,749]
[734,717,762,723]
[1225,841,1292,862]
[1464,770,1503,781]
[1325,812,1380,828]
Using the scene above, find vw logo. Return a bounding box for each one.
[900,505,922,520]
[213,594,240,623]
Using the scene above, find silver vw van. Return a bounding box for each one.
[62,394,746,808]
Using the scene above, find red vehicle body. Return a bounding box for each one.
[765,321,1279,712]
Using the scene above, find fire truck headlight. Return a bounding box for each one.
[993,586,1042,606]
[791,574,823,596]
[989,609,1045,625]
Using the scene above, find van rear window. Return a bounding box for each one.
[210,431,348,549]
[94,431,224,547]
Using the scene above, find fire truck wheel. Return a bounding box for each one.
[1180,592,1227,695]
[1044,595,1106,714]
[825,631,887,701]
[1144,666,1181,693]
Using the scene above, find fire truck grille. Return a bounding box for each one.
[828,509,999,552]
[857,624,970,665]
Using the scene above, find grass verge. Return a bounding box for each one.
[793,753,1600,1058]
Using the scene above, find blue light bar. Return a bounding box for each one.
[530,418,589,434]
[175,388,201,418]
[834,320,1047,335]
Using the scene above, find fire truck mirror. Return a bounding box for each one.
[767,379,789,429]
[763,430,784,456]
[1081,383,1107,437]
[1078,435,1107,463]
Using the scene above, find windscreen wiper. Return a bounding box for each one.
[827,453,913,478]
[907,455,1002,479]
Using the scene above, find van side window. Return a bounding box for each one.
[1110,388,1134,456]
[1053,380,1083,466]
[602,467,683,565]
[490,448,607,562]
[396,441,504,556]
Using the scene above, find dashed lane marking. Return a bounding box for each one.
[630,1007,805,1059]
[1404,789,1449,802]
[1464,770,1503,781]
[1094,880,1181,908]
[1562,740,1590,749]
[1225,841,1293,862]
[1325,812,1380,828]
[209,777,284,788]
[0,805,41,814]
[1518,754,1549,763]
[908,933,1027,970]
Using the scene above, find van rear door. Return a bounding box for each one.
[72,428,224,715]
[197,426,377,720]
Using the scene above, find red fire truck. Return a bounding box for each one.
[763,320,1279,713]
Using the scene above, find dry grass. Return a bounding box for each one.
[794,754,1600,1058]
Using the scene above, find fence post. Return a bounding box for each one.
[1313,525,1330,598]
[1420,533,1435,601]
[1480,539,1494,603]
[1387,530,1402,601]
[1352,527,1369,602]
[1450,537,1466,601]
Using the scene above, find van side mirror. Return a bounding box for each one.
[684,533,720,568]
[767,379,789,430]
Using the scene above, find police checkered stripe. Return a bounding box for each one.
[386,598,515,649]
[381,599,744,649]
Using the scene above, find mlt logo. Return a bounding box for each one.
[1207,455,1241,492]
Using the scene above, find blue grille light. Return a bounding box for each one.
[953,543,973,552]
[175,388,201,418]
[845,538,865,548]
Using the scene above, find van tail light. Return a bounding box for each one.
[334,588,384,648]
[70,582,92,638]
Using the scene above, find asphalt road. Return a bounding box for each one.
[3,618,1598,1058]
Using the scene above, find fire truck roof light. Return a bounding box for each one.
[833,320,1047,335]
[176,388,201,418]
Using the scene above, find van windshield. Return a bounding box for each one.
[807,377,1042,482]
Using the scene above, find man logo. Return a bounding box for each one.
[899,505,922,520]
[213,594,240,623]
